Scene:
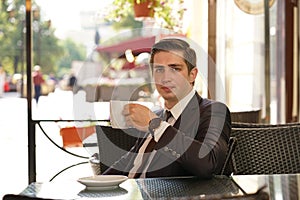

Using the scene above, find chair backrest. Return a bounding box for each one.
[232,122,300,128]
[231,109,261,123]
[220,137,237,176]
[231,125,300,175]
[95,125,141,173]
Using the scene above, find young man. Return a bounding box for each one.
[103,38,231,178]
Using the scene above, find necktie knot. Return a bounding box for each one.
[164,110,173,121]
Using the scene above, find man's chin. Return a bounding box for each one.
[160,93,178,102]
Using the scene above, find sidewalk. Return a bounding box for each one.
[0,91,94,198]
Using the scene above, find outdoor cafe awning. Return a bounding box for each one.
[95,36,156,56]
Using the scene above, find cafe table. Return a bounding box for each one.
[16,175,273,200]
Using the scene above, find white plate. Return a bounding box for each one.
[85,185,119,191]
[77,175,128,188]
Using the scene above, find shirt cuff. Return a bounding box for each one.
[153,121,170,142]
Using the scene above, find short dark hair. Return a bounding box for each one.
[149,38,197,73]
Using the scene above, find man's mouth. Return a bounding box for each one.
[160,86,174,92]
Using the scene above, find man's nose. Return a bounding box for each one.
[161,69,173,83]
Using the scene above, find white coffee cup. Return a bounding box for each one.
[110,100,130,128]
[110,100,154,129]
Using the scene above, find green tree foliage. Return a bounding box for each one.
[31,4,67,75]
[32,16,64,74]
[110,13,143,31]
[0,0,89,82]
[0,1,19,74]
[0,0,65,75]
[57,38,86,77]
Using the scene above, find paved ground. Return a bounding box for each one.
[0,91,95,198]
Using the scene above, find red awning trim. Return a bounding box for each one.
[95,36,156,55]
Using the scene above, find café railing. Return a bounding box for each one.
[30,119,110,182]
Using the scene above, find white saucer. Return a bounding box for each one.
[85,185,119,191]
[77,175,128,189]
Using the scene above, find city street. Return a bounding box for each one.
[0,90,95,198]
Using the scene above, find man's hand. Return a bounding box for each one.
[122,103,158,132]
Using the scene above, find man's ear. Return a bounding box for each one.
[189,67,198,84]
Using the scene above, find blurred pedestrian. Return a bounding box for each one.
[48,73,58,92]
[48,73,58,84]
[0,64,6,97]
[32,65,44,102]
[68,72,77,91]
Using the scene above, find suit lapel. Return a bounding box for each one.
[173,93,201,136]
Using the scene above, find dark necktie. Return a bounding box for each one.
[164,110,173,122]
[144,110,172,153]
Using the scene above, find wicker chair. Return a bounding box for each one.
[220,137,237,176]
[231,109,261,123]
[95,125,141,173]
[231,125,300,175]
[232,122,300,128]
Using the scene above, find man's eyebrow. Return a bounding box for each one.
[153,64,164,68]
[153,64,183,68]
[168,64,183,67]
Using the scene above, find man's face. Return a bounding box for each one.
[152,51,197,107]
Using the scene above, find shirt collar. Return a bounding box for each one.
[166,89,196,120]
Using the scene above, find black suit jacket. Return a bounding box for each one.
[103,92,231,178]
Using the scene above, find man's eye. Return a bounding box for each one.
[171,67,181,72]
[154,67,164,73]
